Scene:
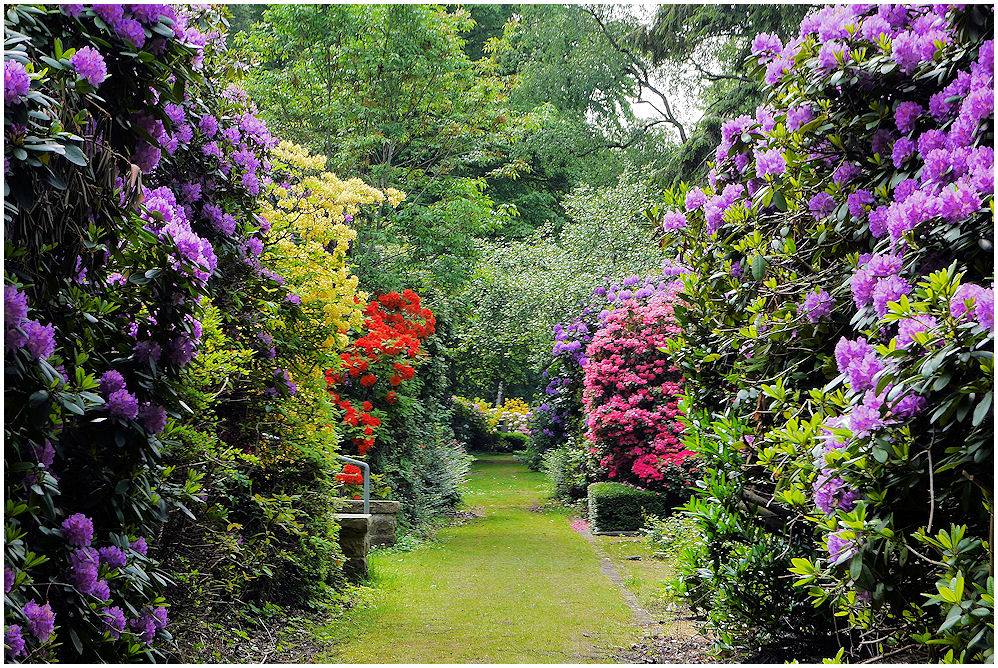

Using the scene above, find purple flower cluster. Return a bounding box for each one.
[98,545,127,569]
[827,530,861,562]
[754,148,786,178]
[69,46,107,85]
[813,473,862,515]
[834,337,885,392]
[23,600,55,642]
[799,288,833,324]
[107,388,139,420]
[101,606,127,639]
[5,59,31,105]
[61,513,94,547]
[5,625,26,658]
[950,283,995,331]
[661,211,687,231]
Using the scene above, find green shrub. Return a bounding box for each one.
[587,482,674,533]
[495,432,529,452]
[542,441,593,501]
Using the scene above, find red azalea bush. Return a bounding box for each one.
[582,285,696,498]
[326,289,436,455]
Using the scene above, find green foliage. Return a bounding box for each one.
[453,170,665,399]
[495,432,530,453]
[662,4,993,660]
[587,482,675,533]
[542,441,595,502]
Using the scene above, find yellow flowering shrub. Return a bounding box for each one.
[261,141,406,349]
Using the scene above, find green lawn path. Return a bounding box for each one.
[314,454,643,663]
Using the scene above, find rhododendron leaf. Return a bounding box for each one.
[971,393,992,427]
[751,255,767,281]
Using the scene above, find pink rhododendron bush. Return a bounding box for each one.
[582,285,698,503]
[657,4,994,662]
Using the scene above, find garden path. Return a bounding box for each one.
[314,454,649,663]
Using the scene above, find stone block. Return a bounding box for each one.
[345,500,400,548]
[335,513,371,580]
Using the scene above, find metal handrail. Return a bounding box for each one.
[336,454,370,515]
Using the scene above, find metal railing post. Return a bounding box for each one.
[336,454,370,515]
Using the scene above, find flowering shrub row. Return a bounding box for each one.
[658,4,993,660]
[3,5,398,660]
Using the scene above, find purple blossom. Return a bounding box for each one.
[894,394,928,419]
[152,606,169,629]
[69,547,100,594]
[5,284,28,323]
[847,190,874,219]
[245,237,263,256]
[101,606,127,640]
[832,162,860,187]
[827,530,861,562]
[800,288,833,323]
[894,101,923,135]
[133,141,161,173]
[5,60,31,105]
[754,148,786,178]
[923,148,952,184]
[130,536,148,556]
[69,46,108,86]
[5,566,15,593]
[951,283,995,330]
[132,613,157,644]
[108,389,139,420]
[90,579,111,601]
[872,275,912,317]
[99,369,127,395]
[818,41,849,70]
[139,403,167,434]
[786,105,814,132]
[813,474,862,515]
[896,315,939,348]
[23,600,55,642]
[198,114,219,138]
[22,320,56,360]
[98,545,127,569]
[848,391,889,437]
[808,192,836,219]
[751,32,783,60]
[835,337,884,392]
[661,211,687,231]
[5,625,26,658]
[62,4,84,17]
[133,339,161,365]
[892,137,915,167]
[61,513,94,547]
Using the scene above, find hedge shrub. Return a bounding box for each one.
[587,482,674,533]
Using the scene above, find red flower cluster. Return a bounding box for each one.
[335,463,364,485]
[325,290,435,455]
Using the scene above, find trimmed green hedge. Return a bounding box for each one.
[496,432,530,452]
[587,482,673,533]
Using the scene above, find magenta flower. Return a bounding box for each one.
[800,288,833,323]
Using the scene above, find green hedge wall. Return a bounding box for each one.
[587,482,673,533]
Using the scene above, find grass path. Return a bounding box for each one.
[313,454,644,663]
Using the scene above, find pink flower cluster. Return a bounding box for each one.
[582,287,693,488]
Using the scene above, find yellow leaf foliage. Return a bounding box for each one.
[260,141,405,348]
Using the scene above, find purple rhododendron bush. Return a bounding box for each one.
[657,4,993,661]
[4,5,354,661]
